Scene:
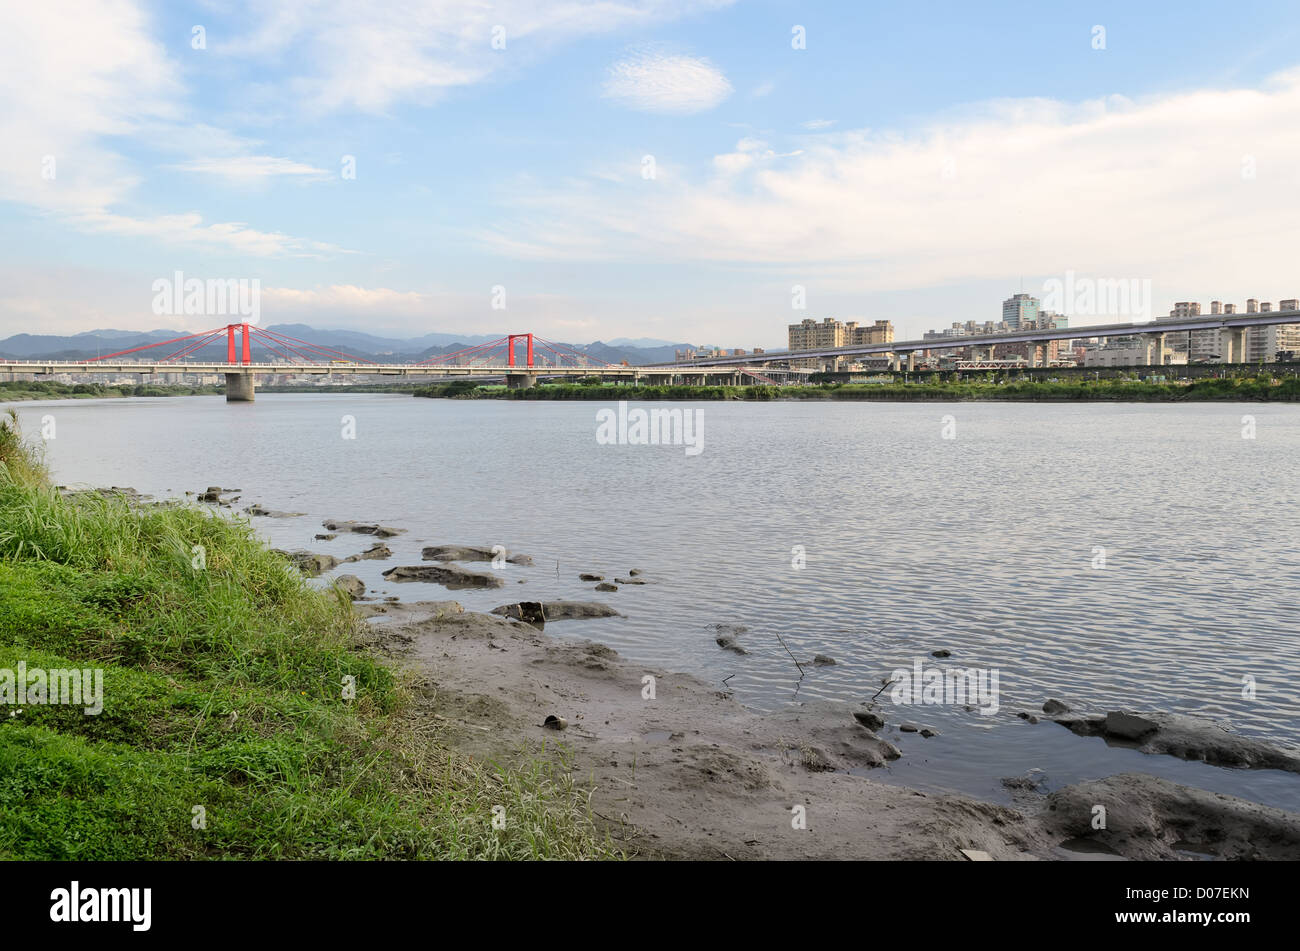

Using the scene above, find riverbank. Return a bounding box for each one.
[0,413,616,860]
[414,377,1300,402]
[362,598,1300,860]
[0,381,222,402]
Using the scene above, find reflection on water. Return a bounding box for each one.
[14,393,1300,809]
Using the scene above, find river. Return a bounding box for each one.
[11,393,1300,811]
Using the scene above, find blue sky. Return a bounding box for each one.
[4,0,1300,347]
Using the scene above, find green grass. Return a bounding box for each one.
[0,380,221,402]
[0,413,618,860]
[414,376,1300,402]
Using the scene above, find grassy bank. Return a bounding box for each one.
[414,376,1300,402]
[0,380,221,402]
[0,411,616,859]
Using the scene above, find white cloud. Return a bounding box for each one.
[225,0,736,113]
[169,156,331,182]
[481,67,1300,316]
[802,118,836,130]
[603,50,732,114]
[0,1,347,257]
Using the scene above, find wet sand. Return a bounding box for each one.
[356,599,1300,861]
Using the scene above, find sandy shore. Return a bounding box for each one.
[356,599,1300,861]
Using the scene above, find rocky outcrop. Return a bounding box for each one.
[421,545,532,565]
[382,565,504,589]
[1053,709,1300,773]
[343,543,392,563]
[1043,772,1300,860]
[490,601,623,622]
[322,519,406,538]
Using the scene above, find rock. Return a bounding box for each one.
[628,569,642,576]
[382,565,505,589]
[715,635,748,655]
[490,601,622,622]
[421,545,531,565]
[315,533,338,541]
[1053,710,1300,772]
[1042,699,1070,715]
[812,654,837,666]
[199,486,224,502]
[931,649,951,658]
[1044,772,1300,860]
[579,573,604,582]
[343,543,392,563]
[853,711,885,731]
[899,723,919,733]
[614,578,647,585]
[1103,710,1160,741]
[322,519,407,537]
[273,550,340,577]
[919,728,940,738]
[333,575,366,600]
[1016,711,1040,724]
[245,503,305,518]
[594,582,618,592]
[542,715,568,730]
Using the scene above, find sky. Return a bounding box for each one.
[3,0,1300,348]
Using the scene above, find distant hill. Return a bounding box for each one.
[0,325,695,366]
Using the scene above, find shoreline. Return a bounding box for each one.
[358,597,1300,860]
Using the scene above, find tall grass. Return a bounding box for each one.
[0,416,618,860]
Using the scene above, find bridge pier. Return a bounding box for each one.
[505,373,538,389]
[225,372,255,402]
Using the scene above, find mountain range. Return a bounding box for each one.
[0,325,693,366]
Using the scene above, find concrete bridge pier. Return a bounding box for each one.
[1217,328,1248,364]
[506,373,538,389]
[225,372,255,402]
[1143,332,1168,366]
[906,352,917,372]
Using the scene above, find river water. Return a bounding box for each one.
[11,393,1300,811]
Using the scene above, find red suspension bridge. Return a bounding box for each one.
[2,324,805,402]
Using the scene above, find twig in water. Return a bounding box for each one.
[871,678,898,703]
[775,632,805,679]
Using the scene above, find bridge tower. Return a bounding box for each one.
[225,323,255,402]
[505,332,537,388]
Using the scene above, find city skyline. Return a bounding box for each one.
[5,2,1300,346]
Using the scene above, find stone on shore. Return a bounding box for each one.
[273,549,340,577]
[382,564,505,589]
[853,711,885,731]
[333,575,366,600]
[422,544,533,565]
[323,519,407,538]
[1044,772,1300,860]
[343,543,392,563]
[491,601,623,621]
[1053,709,1300,772]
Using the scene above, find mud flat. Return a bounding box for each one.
[361,601,1300,861]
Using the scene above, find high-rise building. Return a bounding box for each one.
[788,317,894,351]
[1002,293,1039,330]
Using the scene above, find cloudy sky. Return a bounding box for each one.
[3,0,1300,347]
